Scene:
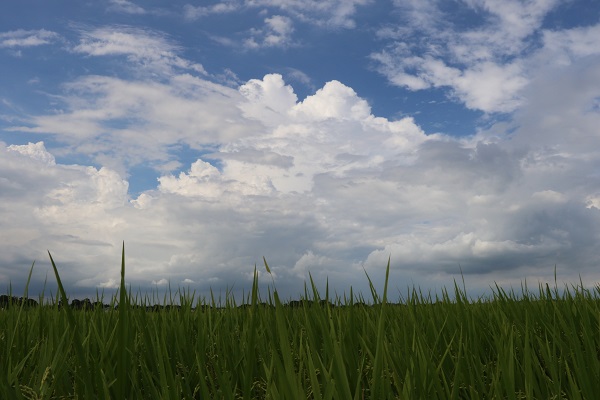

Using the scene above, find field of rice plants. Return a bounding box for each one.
[1,248,600,399]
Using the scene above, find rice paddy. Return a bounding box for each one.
[1,246,599,399]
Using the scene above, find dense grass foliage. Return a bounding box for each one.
[1,251,600,399]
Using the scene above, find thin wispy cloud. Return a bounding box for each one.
[0,29,60,48]
[246,0,372,28]
[73,26,206,76]
[107,0,147,15]
[183,0,371,27]
[183,2,239,20]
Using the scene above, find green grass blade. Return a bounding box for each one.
[115,242,130,399]
[48,251,95,399]
[371,256,391,399]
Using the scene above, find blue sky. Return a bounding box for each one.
[1,0,600,302]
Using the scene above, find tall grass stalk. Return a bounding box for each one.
[1,249,600,399]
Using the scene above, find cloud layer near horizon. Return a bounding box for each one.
[2,58,600,299]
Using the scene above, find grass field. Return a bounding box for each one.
[1,246,599,399]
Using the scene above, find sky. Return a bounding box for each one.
[1,0,600,303]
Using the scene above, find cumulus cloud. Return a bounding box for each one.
[233,74,428,193]
[239,73,298,124]
[1,73,430,297]
[7,141,56,165]
[291,80,371,121]
[158,159,276,197]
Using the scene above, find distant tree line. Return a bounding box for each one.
[0,295,39,308]
[1,294,407,311]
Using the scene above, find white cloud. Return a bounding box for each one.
[73,26,206,76]
[291,80,371,121]
[0,29,59,48]
[7,141,56,165]
[285,68,314,88]
[0,141,131,293]
[0,74,430,296]
[232,74,428,192]
[264,15,294,46]
[539,24,600,66]
[246,0,372,28]
[371,0,599,114]
[239,73,298,124]
[108,0,146,14]
[8,74,255,173]
[184,0,371,28]
[240,74,374,123]
[378,55,529,112]
[462,0,560,49]
[158,159,276,197]
[245,15,294,48]
[98,278,119,289]
[183,2,239,20]
[452,61,528,112]
[183,0,370,50]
